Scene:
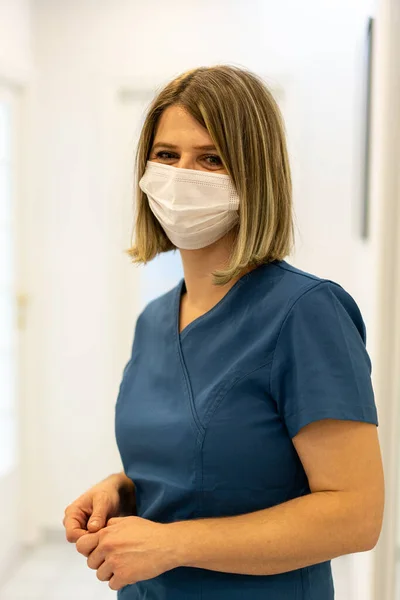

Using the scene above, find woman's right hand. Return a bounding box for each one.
[63,472,136,543]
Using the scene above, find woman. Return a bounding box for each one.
[63,65,384,599]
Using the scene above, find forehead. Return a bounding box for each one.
[154,105,212,143]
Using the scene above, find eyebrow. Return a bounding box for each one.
[151,142,218,151]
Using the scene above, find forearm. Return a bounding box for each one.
[168,491,374,576]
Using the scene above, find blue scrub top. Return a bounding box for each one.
[115,259,379,599]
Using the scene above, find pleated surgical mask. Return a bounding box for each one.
[139,161,240,250]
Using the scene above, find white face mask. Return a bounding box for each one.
[139,161,240,250]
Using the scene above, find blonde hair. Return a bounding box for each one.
[127,64,295,285]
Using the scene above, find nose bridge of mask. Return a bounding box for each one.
[141,161,240,209]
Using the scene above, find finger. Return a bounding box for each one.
[64,516,89,543]
[106,517,123,527]
[64,505,88,528]
[87,546,106,570]
[87,492,111,531]
[75,532,100,557]
[109,574,123,591]
[97,560,113,582]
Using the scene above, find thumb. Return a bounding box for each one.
[87,493,110,531]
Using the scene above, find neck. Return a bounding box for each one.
[179,230,247,311]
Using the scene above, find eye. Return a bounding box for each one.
[154,151,177,160]
[203,155,223,167]
[152,150,224,170]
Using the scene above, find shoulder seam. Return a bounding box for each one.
[274,261,322,282]
[275,262,345,292]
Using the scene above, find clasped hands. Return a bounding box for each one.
[75,515,177,590]
[63,474,180,591]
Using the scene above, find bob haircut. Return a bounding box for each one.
[126,64,295,285]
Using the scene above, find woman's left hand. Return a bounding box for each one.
[75,516,180,590]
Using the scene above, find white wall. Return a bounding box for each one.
[29,0,378,598]
[0,0,32,78]
[0,0,33,580]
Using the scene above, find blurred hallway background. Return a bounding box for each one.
[0,0,399,598]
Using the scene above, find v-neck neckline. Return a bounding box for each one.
[174,262,273,341]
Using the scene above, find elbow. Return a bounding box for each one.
[351,525,381,553]
[362,522,383,551]
[355,509,384,552]
[344,491,384,553]
[352,484,385,553]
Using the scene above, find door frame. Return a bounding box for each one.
[371,0,400,597]
[0,66,41,552]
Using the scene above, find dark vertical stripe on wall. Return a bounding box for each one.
[361,17,374,240]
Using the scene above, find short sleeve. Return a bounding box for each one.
[269,281,379,439]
